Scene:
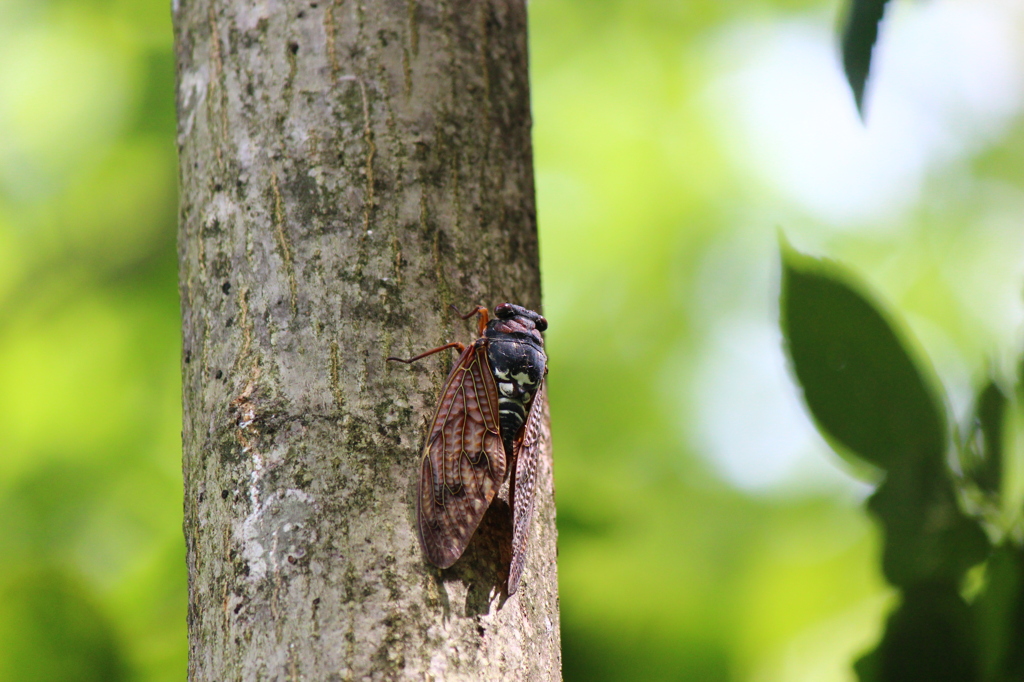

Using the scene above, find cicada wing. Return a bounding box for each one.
[417,340,506,568]
[508,380,547,595]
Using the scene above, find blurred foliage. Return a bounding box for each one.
[839,0,891,115]
[0,0,1022,680]
[0,0,183,679]
[964,380,1008,498]
[780,245,947,473]
[782,248,1024,681]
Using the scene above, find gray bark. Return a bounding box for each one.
[174,0,560,679]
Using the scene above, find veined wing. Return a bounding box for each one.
[508,380,546,595]
[417,339,506,568]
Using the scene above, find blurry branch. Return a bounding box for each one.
[781,241,1024,682]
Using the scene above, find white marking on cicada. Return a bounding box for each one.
[494,369,510,380]
[513,372,533,386]
[499,382,514,396]
[523,392,531,403]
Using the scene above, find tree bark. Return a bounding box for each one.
[174,0,560,679]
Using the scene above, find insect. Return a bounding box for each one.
[387,303,548,595]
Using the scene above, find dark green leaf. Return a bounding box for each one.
[867,465,988,587]
[840,0,892,116]
[973,544,1024,681]
[780,245,947,471]
[855,583,979,682]
[964,381,1007,496]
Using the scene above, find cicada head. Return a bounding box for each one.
[487,303,547,347]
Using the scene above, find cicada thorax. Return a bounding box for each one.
[485,337,546,456]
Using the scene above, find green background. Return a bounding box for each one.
[1,0,1022,679]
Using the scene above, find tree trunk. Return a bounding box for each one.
[174,0,560,679]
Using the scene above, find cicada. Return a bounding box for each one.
[388,303,548,595]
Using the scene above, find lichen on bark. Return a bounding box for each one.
[175,0,560,679]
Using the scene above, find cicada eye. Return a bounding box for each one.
[535,316,547,332]
[495,303,515,319]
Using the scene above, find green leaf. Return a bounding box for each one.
[963,380,1007,496]
[867,465,988,587]
[840,0,892,116]
[780,245,947,472]
[972,544,1024,681]
[855,583,979,682]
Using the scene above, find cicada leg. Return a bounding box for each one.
[386,341,465,364]
[449,304,489,336]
